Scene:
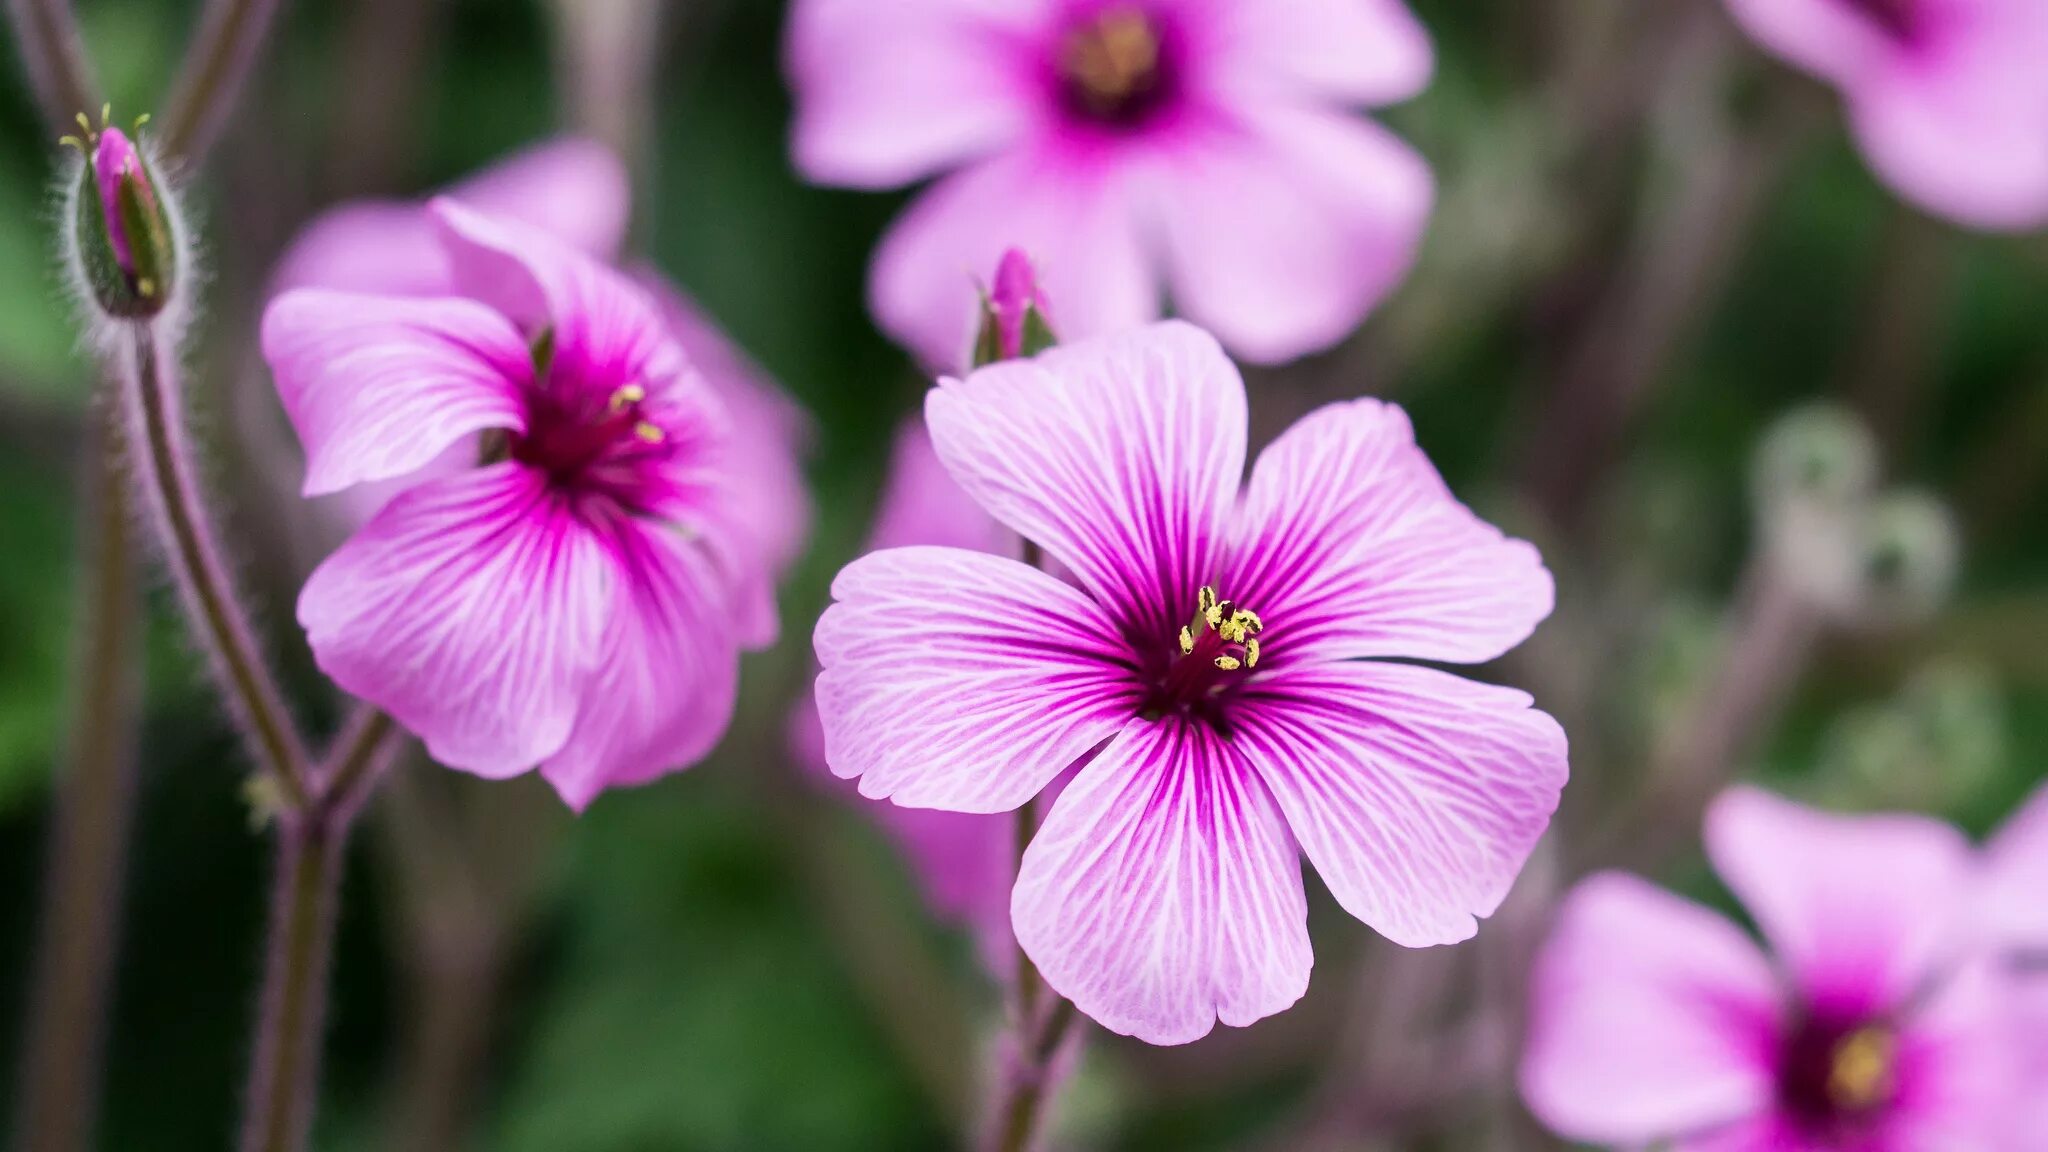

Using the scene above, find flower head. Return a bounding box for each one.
[1522,786,2027,1150]
[263,201,795,810]
[64,109,179,319]
[788,0,1437,367]
[813,320,1563,1043]
[1721,0,2048,229]
[974,248,1057,366]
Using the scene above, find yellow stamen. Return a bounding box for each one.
[609,383,647,412]
[1827,1028,1896,1113]
[1178,626,1194,656]
[133,112,150,129]
[137,277,156,298]
[1213,655,1241,671]
[76,112,92,134]
[59,135,84,151]
[99,102,110,128]
[633,421,665,444]
[1244,638,1260,668]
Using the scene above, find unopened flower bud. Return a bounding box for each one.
[972,248,1056,367]
[1851,489,1958,625]
[65,111,177,319]
[1751,403,1878,513]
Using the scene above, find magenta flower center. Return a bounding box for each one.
[512,380,669,491]
[1055,6,1177,129]
[1778,1016,1898,1135]
[1148,586,1263,717]
[1842,0,1921,42]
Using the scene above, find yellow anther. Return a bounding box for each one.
[76,112,92,134]
[59,135,83,151]
[610,383,647,412]
[137,277,156,297]
[133,112,150,128]
[1828,1028,1896,1112]
[1244,638,1260,668]
[1198,586,1217,615]
[633,421,665,444]
[99,103,110,128]
[1239,609,1263,634]
[1213,655,1241,672]
[1178,626,1194,655]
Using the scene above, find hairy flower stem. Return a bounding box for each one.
[123,324,311,804]
[13,406,142,1152]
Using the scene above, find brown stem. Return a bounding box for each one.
[1836,205,1957,462]
[12,402,142,1152]
[3,0,98,133]
[160,0,288,163]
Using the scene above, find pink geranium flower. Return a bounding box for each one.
[787,0,1437,367]
[263,200,788,810]
[1721,0,2048,229]
[1523,786,2025,1151]
[813,320,1564,1044]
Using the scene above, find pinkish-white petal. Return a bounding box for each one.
[1151,105,1432,365]
[431,199,686,389]
[814,546,1140,812]
[261,290,531,496]
[1206,0,1434,105]
[1886,959,2028,1151]
[871,151,1155,371]
[298,464,613,775]
[786,0,1043,187]
[1847,36,2048,231]
[1227,398,1551,666]
[268,203,448,296]
[925,320,1244,639]
[1704,786,1974,1018]
[637,271,814,649]
[1231,660,1567,947]
[1013,716,1311,1044]
[1520,872,1783,1145]
[1982,780,2048,953]
[1720,0,1904,88]
[540,517,740,811]
[448,136,631,261]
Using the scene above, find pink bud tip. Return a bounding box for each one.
[93,127,148,274]
[990,248,1051,360]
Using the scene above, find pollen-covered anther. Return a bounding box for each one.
[608,383,647,412]
[1827,1027,1897,1113]
[1179,584,1264,676]
[633,420,665,444]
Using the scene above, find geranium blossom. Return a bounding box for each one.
[264,200,795,810]
[1720,0,2048,229]
[813,320,1564,1043]
[1522,786,2025,1150]
[787,0,1437,367]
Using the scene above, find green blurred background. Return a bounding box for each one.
[1,0,2045,1149]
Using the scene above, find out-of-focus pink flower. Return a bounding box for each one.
[1982,780,2048,954]
[787,0,1437,367]
[1523,786,2026,1150]
[814,321,1563,1044]
[263,202,799,811]
[792,419,1020,969]
[1721,0,2048,230]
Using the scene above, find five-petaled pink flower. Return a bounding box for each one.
[1523,786,2026,1151]
[1721,0,2048,230]
[787,0,1437,367]
[264,199,792,811]
[813,320,1564,1044]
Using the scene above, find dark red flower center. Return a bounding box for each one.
[1843,0,1921,42]
[1055,6,1178,130]
[1145,586,1262,718]
[512,380,669,488]
[1778,1014,1899,1136]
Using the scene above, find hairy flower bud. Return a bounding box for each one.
[64,111,178,319]
[971,248,1056,367]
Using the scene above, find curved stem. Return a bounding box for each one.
[983,791,1080,1152]
[239,816,343,1152]
[3,0,98,133]
[13,403,143,1152]
[159,0,286,163]
[122,323,311,805]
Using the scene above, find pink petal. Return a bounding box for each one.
[1847,35,2048,231]
[1982,780,2048,953]
[431,199,685,388]
[786,0,1042,187]
[1152,105,1432,364]
[1231,660,1567,947]
[871,151,1155,371]
[1885,960,2028,1150]
[1207,0,1434,105]
[540,517,741,811]
[636,270,814,649]
[1719,0,1902,88]
[1227,398,1552,666]
[1520,872,1783,1145]
[869,416,1015,556]
[260,290,531,496]
[298,464,614,775]
[1704,786,1975,1018]
[269,137,629,296]
[924,321,1244,639]
[1012,716,1311,1045]
[813,546,1140,812]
